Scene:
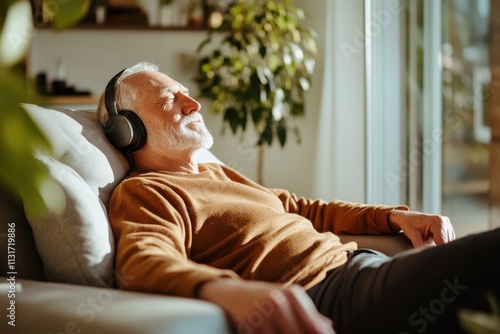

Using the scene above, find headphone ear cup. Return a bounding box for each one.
[104,110,147,152]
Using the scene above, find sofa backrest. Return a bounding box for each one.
[0,186,46,281]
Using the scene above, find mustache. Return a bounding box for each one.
[181,113,203,127]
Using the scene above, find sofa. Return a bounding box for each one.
[0,104,413,334]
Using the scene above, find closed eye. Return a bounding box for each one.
[162,98,174,110]
[156,94,174,111]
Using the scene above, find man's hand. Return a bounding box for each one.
[198,279,335,334]
[388,209,456,247]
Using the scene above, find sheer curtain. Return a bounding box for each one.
[313,0,366,202]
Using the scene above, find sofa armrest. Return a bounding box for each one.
[0,279,232,334]
[339,233,413,257]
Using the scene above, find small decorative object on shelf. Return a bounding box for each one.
[159,0,174,27]
[94,0,107,24]
[206,0,231,29]
[34,59,92,97]
[158,0,189,28]
[187,0,204,28]
[137,0,160,26]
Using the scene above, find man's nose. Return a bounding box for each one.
[181,94,201,115]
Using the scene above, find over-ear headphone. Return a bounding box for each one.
[104,69,147,152]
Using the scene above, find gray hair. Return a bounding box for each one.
[96,62,159,126]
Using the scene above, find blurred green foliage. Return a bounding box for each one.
[0,0,89,214]
[195,0,317,148]
[460,293,500,334]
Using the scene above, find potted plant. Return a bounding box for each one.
[195,0,317,184]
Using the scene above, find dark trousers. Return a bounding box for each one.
[306,228,500,334]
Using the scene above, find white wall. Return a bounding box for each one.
[28,0,366,200]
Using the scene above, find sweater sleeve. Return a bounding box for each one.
[270,188,409,235]
[108,178,240,298]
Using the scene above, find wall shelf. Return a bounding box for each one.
[34,24,208,32]
[31,0,214,32]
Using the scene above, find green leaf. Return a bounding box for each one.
[299,77,310,91]
[257,125,273,146]
[51,0,91,30]
[0,0,33,66]
[304,34,318,54]
[0,0,11,32]
[258,44,267,58]
[223,107,240,134]
[293,126,302,144]
[240,105,247,131]
[277,121,287,147]
[199,57,211,72]
[304,58,316,75]
[291,102,305,116]
[196,36,212,53]
[256,66,268,85]
[0,66,54,215]
[489,293,500,318]
[459,309,500,333]
[251,108,265,127]
[458,293,500,334]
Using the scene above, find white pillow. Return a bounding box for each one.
[23,104,130,207]
[23,104,129,287]
[25,155,115,286]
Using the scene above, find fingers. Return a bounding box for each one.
[235,285,335,334]
[283,285,335,334]
[430,215,455,245]
[398,211,456,247]
[223,281,335,334]
[407,229,425,248]
[444,216,456,241]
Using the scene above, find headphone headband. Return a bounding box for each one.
[104,69,126,117]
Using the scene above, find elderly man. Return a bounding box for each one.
[97,62,499,334]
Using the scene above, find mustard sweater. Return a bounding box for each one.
[108,163,406,298]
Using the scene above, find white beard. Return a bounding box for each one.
[154,113,214,154]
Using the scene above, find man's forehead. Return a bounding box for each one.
[162,85,192,99]
[160,82,188,94]
[124,71,188,93]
